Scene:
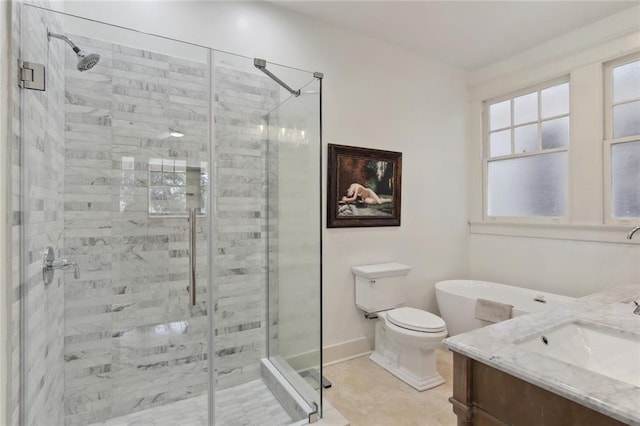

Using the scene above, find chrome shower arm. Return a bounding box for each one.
[47,32,79,51]
[47,31,100,71]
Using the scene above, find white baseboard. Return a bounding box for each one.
[271,336,375,372]
[284,349,320,372]
[322,336,374,367]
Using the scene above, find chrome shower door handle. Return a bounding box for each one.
[188,208,197,306]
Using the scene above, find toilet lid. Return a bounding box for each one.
[387,307,446,333]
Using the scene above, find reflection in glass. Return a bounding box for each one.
[148,158,207,216]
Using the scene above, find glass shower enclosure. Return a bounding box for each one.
[17,4,322,425]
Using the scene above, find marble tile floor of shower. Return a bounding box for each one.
[87,378,293,426]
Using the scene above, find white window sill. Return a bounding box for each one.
[469,221,640,245]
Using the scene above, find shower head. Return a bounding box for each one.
[47,31,100,72]
[74,49,101,72]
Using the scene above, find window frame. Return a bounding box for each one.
[482,75,571,223]
[603,51,640,225]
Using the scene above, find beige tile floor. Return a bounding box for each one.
[322,346,457,426]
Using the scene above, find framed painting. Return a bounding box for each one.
[327,144,402,228]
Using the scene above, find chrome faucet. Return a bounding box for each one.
[627,226,640,240]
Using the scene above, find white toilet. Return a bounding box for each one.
[352,263,448,391]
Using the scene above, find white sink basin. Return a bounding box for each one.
[516,321,640,387]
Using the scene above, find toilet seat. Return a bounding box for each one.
[386,307,446,333]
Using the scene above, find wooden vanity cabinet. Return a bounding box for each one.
[449,351,626,426]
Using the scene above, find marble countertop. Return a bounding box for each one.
[443,284,640,425]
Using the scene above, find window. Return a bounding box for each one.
[605,53,640,221]
[484,78,570,219]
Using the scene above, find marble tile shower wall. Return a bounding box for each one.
[11,4,67,426]
[62,36,211,425]
[212,63,279,388]
[9,13,282,425]
[61,38,280,424]
[10,6,20,425]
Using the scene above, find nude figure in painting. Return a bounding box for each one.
[341,183,392,205]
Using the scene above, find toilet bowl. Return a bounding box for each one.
[370,307,447,391]
[352,263,448,391]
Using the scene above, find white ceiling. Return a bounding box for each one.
[272,1,639,70]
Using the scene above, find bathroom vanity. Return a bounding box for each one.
[444,285,640,426]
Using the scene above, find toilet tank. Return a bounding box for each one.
[352,263,412,313]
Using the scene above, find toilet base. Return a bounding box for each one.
[369,351,445,391]
[369,316,447,391]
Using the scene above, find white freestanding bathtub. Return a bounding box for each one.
[435,280,576,336]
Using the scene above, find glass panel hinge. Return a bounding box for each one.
[19,60,46,91]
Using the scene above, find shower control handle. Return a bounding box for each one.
[50,259,80,278]
[42,246,80,285]
[188,209,197,306]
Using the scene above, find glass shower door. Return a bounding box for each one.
[266,74,323,416]
[20,5,211,425]
[20,5,323,426]
[210,51,322,423]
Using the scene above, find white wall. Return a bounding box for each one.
[467,7,640,298]
[59,1,470,360]
[470,236,640,297]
